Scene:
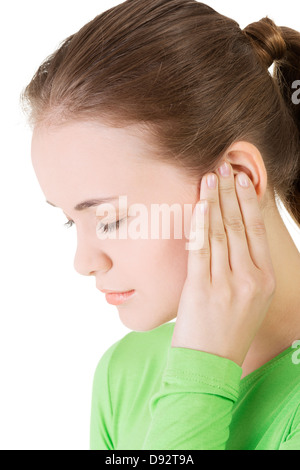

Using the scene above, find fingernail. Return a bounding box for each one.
[207,174,217,189]
[238,172,249,188]
[218,161,231,177]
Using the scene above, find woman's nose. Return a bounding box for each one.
[73,241,112,277]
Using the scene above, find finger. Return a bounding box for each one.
[200,171,232,278]
[234,172,274,274]
[186,200,211,285]
[216,162,253,274]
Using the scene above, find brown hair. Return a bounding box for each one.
[20,0,300,227]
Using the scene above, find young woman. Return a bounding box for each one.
[21,0,300,450]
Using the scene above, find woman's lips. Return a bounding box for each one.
[103,289,136,305]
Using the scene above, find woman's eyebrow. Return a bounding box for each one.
[46,197,119,211]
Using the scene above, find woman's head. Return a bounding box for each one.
[31,119,198,331]
[22,0,300,329]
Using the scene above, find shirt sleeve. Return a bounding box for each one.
[89,341,121,450]
[142,347,242,450]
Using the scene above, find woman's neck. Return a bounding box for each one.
[241,203,300,378]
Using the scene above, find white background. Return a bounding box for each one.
[0,0,299,450]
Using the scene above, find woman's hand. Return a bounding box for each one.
[171,161,277,367]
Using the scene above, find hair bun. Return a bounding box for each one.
[243,17,287,68]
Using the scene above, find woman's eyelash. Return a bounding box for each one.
[98,219,124,233]
[63,218,125,233]
[64,219,75,229]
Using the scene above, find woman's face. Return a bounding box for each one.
[31,120,200,331]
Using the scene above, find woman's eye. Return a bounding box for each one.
[97,218,125,234]
[63,218,126,233]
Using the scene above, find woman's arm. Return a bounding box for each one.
[142,347,242,450]
[142,160,276,450]
[171,160,276,367]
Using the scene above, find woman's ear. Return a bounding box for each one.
[222,141,268,202]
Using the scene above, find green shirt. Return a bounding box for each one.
[90,321,300,450]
